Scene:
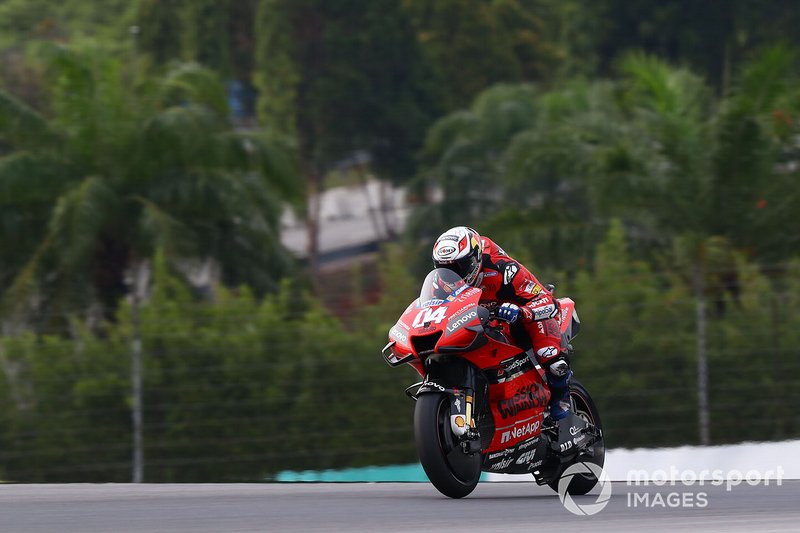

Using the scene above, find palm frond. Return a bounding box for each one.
[0,152,69,206]
[0,90,56,149]
[732,44,797,113]
[420,110,481,165]
[132,196,197,259]
[159,62,229,116]
[138,105,223,171]
[48,176,117,272]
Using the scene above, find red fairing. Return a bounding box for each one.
[556,298,576,334]
[385,268,559,451]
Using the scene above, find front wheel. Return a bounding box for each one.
[548,378,606,495]
[414,393,480,498]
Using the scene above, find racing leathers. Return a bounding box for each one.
[475,237,572,421]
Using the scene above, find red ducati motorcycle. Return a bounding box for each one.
[382,268,605,498]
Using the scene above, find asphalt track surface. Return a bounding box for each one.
[1,481,798,532]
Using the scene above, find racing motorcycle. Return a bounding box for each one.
[382,268,605,498]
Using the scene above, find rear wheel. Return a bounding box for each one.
[414,393,480,498]
[548,379,606,495]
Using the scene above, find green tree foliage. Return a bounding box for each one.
[134,0,257,80]
[0,252,417,481]
[541,0,800,89]
[2,231,798,481]
[401,0,557,110]
[134,0,184,66]
[254,0,435,180]
[0,43,300,326]
[0,0,133,48]
[180,0,230,75]
[566,220,696,446]
[416,49,800,272]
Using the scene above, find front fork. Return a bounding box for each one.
[409,355,483,454]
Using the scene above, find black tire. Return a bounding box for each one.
[414,393,481,498]
[548,378,606,496]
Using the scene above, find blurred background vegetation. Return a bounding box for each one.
[1,0,799,481]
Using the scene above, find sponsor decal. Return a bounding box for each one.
[503,264,519,285]
[560,440,573,453]
[421,381,445,392]
[436,245,456,257]
[517,437,540,451]
[531,303,556,320]
[438,235,459,242]
[502,356,528,373]
[446,285,470,302]
[484,271,498,278]
[516,449,537,465]
[389,326,408,344]
[454,398,462,413]
[487,448,514,460]
[500,420,541,444]
[522,281,543,296]
[419,299,445,309]
[458,287,481,300]
[490,457,514,471]
[396,320,410,331]
[569,426,581,436]
[497,383,548,419]
[528,459,544,470]
[574,434,586,445]
[451,303,476,317]
[446,310,478,334]
[536,346,559,359]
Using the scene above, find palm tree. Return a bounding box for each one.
[589,49,800,443]
[0,43,300,329]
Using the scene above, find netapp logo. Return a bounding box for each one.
[500,420,540,443]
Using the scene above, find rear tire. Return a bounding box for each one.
[548,379,606,495]
[414,393,480,498]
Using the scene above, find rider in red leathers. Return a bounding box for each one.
[432,226,572,421]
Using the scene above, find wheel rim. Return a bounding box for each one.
[435,396,478,484]
[569,389,605,469]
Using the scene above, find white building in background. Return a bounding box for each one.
[280,179,411,268]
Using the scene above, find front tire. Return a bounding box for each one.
[548,379,606,495]
[414,393,480,498]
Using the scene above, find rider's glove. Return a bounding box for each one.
[497,303,523,323]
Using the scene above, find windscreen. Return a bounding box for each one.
[418,268,467,305]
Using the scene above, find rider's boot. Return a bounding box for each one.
[546,359,572,421]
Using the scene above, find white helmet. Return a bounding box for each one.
[432,226,484,285]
